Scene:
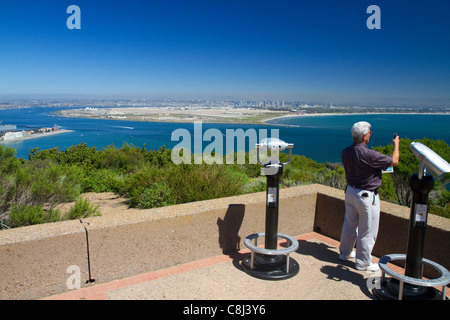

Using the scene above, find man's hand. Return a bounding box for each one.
[391,135,400,166]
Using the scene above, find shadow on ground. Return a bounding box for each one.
[227,237,376,299]
[296,240,375,299]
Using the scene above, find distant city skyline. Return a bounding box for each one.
[1,1,449,106]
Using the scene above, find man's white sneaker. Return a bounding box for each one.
[339,251,356,261]
[355,262,380,272]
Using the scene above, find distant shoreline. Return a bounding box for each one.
[263,112,450,124]
[56,107,450,126]
[0,129,73,144]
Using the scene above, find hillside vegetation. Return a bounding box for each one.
[0,138,448,229]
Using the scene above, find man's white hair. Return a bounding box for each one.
[351,121,371,141]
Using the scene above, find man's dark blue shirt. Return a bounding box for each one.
[342,142,393,191]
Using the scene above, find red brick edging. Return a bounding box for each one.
[42,232,448,300]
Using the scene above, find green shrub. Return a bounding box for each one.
[164,164,245,204]
[82,168,127,194]
[31,163,83,206]
[0,145,20,175]
[66,198,100,220]
[98,144,145,173]
[243,177,266,193]
[129,181,175,209]
[9,204,60,227]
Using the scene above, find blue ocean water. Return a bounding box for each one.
[1,107,449,163]
[271,113,450,163]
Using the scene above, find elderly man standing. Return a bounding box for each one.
[339,121,400,271]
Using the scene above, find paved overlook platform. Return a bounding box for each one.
[1,185,449,304]
[42,232,448,301]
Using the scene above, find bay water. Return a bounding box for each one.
[1,107,448,164]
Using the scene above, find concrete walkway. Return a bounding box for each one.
[42,232,397,301]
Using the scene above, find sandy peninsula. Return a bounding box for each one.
[57,107,292,124]
[56,107,450,126]
[0,129,73,144]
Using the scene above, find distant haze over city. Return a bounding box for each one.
[1,1,449,109]
[0,94,449,110]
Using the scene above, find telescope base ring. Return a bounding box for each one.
[373,279,445,300]
[373,254,449,300]
[241,253,300,281]
[241,232,300,280]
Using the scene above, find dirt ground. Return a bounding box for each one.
[56,192,132,217]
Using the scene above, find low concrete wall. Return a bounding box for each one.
[0,184,448,299]
[0,185,319,299]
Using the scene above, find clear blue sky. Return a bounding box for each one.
[0,0,449,105]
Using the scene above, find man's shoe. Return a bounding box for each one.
[339,251,356,261]
[355,262,380,272]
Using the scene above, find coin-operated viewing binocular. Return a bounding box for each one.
[241,138,300,280]
[256,137,293,167]
[410,142,450,179]
[373,142,450,300]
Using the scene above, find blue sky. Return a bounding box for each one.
[0,0,449,105]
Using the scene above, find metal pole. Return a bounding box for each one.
[404,173,434,279]
[264,164,282,249]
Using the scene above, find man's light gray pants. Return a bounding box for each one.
[339,185,380,268]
